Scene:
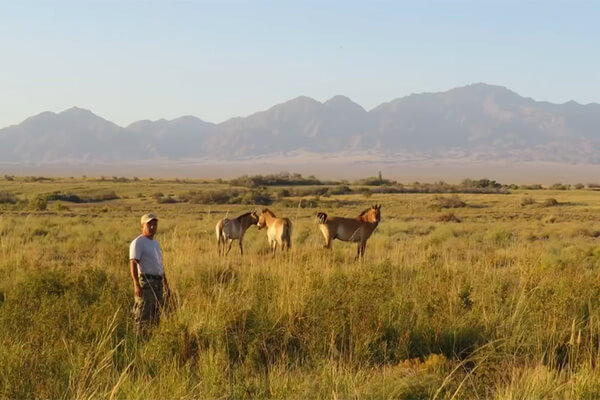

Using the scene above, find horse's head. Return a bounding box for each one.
[364,204,381,225]
[256,208,270,230]
[249,210,260,226]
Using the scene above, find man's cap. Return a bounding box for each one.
[140,213,158,224]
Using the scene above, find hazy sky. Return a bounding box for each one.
[1,1,598,128]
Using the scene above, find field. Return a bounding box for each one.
[2,176,600,399]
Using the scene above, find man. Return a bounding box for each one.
[129,213,170,331]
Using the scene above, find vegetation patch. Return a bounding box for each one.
[431,195,467,209]
[543,198,559,207]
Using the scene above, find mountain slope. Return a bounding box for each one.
[1,84,599,163]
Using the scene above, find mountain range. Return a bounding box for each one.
[1,83,599,164]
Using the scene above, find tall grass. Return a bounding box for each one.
[2,182,600,398]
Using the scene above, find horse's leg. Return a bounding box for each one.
[217,236,222,255]
[271,240,278,255]
[239,238,244,255]
[226,239,233,255]
[355,243,361,260]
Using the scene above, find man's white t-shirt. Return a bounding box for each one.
[129,235,164,276]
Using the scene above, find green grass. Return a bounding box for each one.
[2,177,600,398]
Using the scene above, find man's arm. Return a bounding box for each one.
[130,259,141,297]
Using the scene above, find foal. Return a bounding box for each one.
[317,204,381,259]
[256,208,292,254]
[215,211,259,255]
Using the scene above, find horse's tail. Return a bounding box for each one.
[215,219,224,243]
[316,212,328,224]
[283,220,292,249]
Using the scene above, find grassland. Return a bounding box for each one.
[2,176,600,399]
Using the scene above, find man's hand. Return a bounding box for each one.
[134,283,141,298]
[130,259,142,298]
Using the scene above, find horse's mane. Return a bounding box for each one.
[236,212,252,221]
[261,208,276,217]
[359,207,374,217]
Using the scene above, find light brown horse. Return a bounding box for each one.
[317,204,381,259]
[216,211,259,255]
[256,208,292,254]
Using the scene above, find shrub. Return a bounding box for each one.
[521,196,535,206]
[45,192,83,203]
[157,196,178,204]
[329,185,353,195]
[543,198,559,207]
[228,172,323,187]
[28,195,47,211]
[433,195,466,209]
[0,191,17,204]
[436,213,461,223]
[239,189,273,205]
[44,190,118,203]
[54,202,70,212]
[520,184,543,190]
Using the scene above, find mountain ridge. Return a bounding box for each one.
[1,83,599,164]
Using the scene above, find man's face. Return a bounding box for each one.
[142,219,158,237]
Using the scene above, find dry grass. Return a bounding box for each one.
[1,178,600,398]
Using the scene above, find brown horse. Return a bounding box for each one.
[256,208,292,254]
[216,211,259,255]
[317,204,381,259]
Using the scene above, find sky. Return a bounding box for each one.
[1,0,599,128]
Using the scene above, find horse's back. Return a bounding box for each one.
[322,216,361,241]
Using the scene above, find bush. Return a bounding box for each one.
[0,191,17,204]
[543,198,559,207]
[54,202,70,212]
[521,196,535,206]
[44,190,118,203]
[180,188,273,205]
[436,213,461,223]
[29,196,47,211]
[433,195,466,209]
[461,178,502,189]
[180,189,243,204]
[520,184,543,190]
[238,189,273,205]
[329,185,353,195]
[228,172,323,187]
[550,183,569,190]
[157,196,178,204]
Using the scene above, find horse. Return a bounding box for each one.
[316,204,381,259]
[256,208,292,254]
[215,211,259,255]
